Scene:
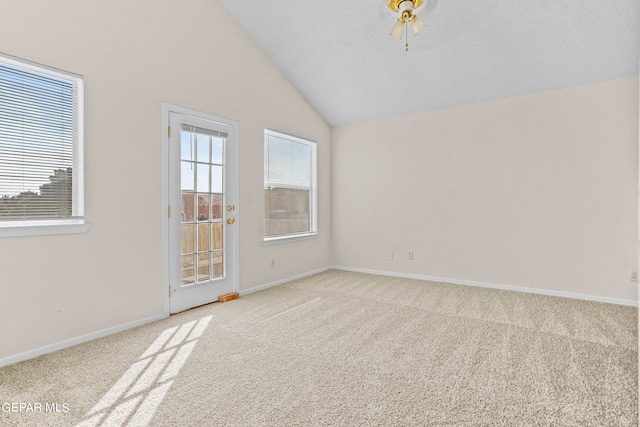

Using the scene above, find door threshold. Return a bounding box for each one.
[170,300,218,315]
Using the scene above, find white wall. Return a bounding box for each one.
[0,0,331,361]
[0,0,635,365]
[332,77,638,303]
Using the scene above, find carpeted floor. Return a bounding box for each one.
[0,270,637,426]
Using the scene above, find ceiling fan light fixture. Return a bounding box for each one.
[390,19,405,39]
[387,0,426,51]
[409,15,425,35]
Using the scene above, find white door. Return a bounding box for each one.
[168,109,238,313]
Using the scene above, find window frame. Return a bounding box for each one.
[0,52,88,238]
[263,129,317,244]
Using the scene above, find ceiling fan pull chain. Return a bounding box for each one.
[405,19,409,51]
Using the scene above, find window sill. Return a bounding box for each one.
[0,220,90,238]
[263,232,318,245]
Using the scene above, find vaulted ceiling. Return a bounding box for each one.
[218,0,640,127]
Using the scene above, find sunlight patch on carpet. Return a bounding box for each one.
[76,315,213,427]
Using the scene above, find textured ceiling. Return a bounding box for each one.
[218,0,639,127]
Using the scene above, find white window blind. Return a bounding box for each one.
[0,53,84,224]
[264,133,310,188]
[264,129,316,240]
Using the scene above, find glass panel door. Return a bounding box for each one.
[168,109,237,314]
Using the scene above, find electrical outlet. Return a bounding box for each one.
[630,271,638,282]
[271,259,275,268]
[388,252,394,261]
[408,251,413,260]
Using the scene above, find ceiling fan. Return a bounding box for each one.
[387,0,426,51]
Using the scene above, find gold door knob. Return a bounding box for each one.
[227,218,235,225]
[227,205,235,211]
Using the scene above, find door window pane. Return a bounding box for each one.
[197,134,210,163]
[181,194,195,222]
[211,194,223,220]
[181,224,195,254]
[211,166,223,193]
[197,194,210,221]
[181,161,194,191]
[197,253,211,282]
[212,137,224,165]
[197,224,210,252]
[213,224,223,250]
[181,131,194,161]
[213,252,224,279]
[181,255,195,286]
[197,163,210,192]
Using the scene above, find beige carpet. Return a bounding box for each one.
[0,270,637,426]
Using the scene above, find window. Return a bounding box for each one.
[264,129,316,241]
[0,53,87,237]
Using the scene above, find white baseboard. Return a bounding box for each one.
[332,266,638,307]
[240,266,333,297]
[0,313,168,368]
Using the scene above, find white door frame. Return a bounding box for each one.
[162,103,240,315]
